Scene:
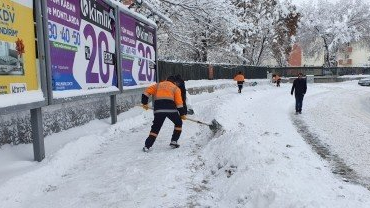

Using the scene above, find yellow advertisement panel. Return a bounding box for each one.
[0,0,38,94]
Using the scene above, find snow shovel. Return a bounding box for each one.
[139,105,223,134]
[186,118,223,134]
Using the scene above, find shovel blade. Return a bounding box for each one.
[210,119,223,134]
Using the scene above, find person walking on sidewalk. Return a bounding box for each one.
[234,71,245,93]
[141,76,187,152]
[291,72,307,114]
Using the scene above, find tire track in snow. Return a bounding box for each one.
[292,116,362,186]
[292,85,370,191]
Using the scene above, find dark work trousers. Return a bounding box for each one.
[276,80,281,87]
[295,94,304,112]
[238,84,243,93]
[145,112,183,148]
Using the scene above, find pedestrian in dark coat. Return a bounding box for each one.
[291,72,307,114]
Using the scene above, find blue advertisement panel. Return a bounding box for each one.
[120,11,156,87]
[46,0,117,91]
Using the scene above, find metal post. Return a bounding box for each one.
[31,108,45,162]
[35,0,48,99]
[40,0,54,105]
[155,29,159,83]
[110,95,117,124]
[115,5,123,92]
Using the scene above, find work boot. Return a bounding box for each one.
[142,147,150,152]
[169,141,180,148]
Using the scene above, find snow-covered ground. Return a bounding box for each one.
[1,79,370,208]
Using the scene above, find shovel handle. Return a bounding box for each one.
[186,118,211,126]
[139,106,211,126]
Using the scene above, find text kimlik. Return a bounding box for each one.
[80,0,112,31]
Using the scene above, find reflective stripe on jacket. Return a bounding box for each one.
[142,81,185,115]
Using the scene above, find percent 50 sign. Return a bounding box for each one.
[48,22,81,46]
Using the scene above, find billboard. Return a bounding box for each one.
[120,11,156,87]
[46,0,117,92]
[0,0,38,95]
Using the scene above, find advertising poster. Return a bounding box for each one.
[0,0,38,95]
[46,0,117,91]
[120,11,156,87]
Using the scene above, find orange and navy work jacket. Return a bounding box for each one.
[142,81,185,115]
[234,74,245,85]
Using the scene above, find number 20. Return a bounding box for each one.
[138,43,153,81]
[83,24,110,84]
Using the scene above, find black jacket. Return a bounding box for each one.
[291,78,307,95]
[175,77,188,114]
[177,79,186,104]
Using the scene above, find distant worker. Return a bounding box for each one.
[291,72,307,114]
[234,71,245,93]
[141,76,187,152]
[272,74,282,87]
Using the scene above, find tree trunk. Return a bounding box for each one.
[201,38,207,62]
[256,36,267,66]
[323,37,331,67]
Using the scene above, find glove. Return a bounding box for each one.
[142,104,149,110]
[181,115,187,120]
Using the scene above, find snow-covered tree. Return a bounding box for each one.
[138,0,236,62]
[230,0,299,66]
[127,0,298,65]
[271,1,300,66]
[298,0,370,67]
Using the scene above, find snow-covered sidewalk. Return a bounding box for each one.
[1,80,370,208]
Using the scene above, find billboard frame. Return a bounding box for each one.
[41,0,122,106]
[116,4,159,88]
[0,0,48,116]
[0,0,160,161]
